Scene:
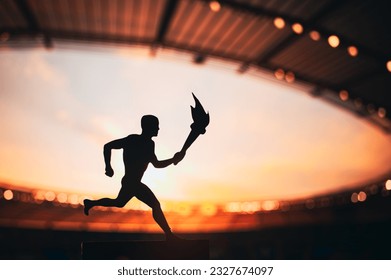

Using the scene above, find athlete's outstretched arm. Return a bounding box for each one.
[151,155,175,168]
[150,143,184,168]
[103,137,127,177]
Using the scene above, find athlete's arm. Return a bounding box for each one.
[150,141,178,168]
[151,154,176,168]
[103,137,127,177]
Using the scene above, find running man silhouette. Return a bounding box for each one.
[83,115,185,241]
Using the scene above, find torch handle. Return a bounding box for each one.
[173,129,201,165]
[180,129,200,153]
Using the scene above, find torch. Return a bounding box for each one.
[174,93,210,165]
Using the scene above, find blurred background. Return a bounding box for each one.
[1,0,391,259]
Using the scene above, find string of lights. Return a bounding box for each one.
[1,178,390,215]
[205,0,389,120]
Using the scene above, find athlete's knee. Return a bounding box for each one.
[114,198,128,208]
[151,200,161,210]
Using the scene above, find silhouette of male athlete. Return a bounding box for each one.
[83,115,185,240]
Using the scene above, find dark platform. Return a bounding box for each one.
[81,239,209,260]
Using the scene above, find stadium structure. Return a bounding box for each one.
[1,0,391,259]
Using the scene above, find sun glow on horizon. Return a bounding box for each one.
[1,44,391,203]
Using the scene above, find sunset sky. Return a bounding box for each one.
[1,43,390,203]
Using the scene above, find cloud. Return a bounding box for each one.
[55,110,127,144]
[0,50,67,89]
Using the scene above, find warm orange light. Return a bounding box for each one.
[339,90,349,101]
[274,68,285,80]
[351,192,358,203]
[387,61,391,72]
[328,35,340,48]
[57,193,68,203]
[292,23,304,34]
[386,180,391,190]
[285,71,295,83]
[225,201,261,213]
[358,191,367,202]
[200,203,218,216]
[3,190,14,200]
[309,31,321,41]
[45,191,55,201]
[225,202,241,212]
[175,203,192,216]
[209,1,221,12]
[242,202,261,213]
[274,17,285,29]
[378,107,386,118]
[68,194,79,205]
[34,191,45,203]
[262,200,279,211]
[347,46,358,57]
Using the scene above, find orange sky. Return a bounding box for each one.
[0,44,390,203]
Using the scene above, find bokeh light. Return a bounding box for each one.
[328,35,340,48]
[3,190,14,200]
[347,46,358,57]
[274,17,285,29]
[309,31,321,41]
[292,23,304,34]
[274,68,285,80]
[209,1,221,12]
[339,90,349,101]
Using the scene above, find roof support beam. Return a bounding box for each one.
[155,0,179,45]
[212,0,386,65]
[253,0,346,65]
[15,0,39,32]
[219,0,389,108]
[14,0,52,48]
[201,0,302,23]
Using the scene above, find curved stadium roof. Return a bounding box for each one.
[1,0,390,132]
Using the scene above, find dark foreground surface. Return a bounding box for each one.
[81,239,209,260]
[1,220,391,259]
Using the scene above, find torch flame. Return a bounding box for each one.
[190,93,210,134]
[175,93,210,159]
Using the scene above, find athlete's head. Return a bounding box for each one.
[141,115,159,137]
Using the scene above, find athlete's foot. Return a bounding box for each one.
[83,199,92,216]
[165,232,185,241]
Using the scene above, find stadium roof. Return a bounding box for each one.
[1,0,391,132]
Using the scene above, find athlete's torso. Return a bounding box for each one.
[122,134,155,180]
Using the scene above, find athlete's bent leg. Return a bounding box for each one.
[83,185,133,216]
